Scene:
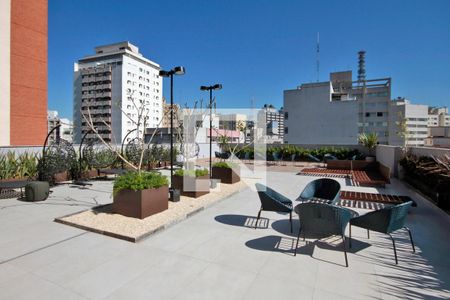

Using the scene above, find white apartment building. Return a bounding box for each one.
[73,42,162,144]
[260,104,284,144]
[388,98,428,146]
[428,107,450,127]
[47,110,73,143]
[283,71,390,145]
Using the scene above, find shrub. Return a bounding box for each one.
[0,151,39,180]
[113,171,168,197]
[213,162,238,169]
[174,168,208,177]
[358,132,378,155]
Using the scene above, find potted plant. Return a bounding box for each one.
[358,132,378,162]
[212,161,240,184]
[113,171,169,219]
[172,169,209,198]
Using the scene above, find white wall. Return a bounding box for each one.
[0,0,10,146]
[376,144,450,177]
[284,83,358,145]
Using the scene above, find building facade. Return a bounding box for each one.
[260,104,284,144]
[284,70,392,145]
[0,0,48,146]
[47,110,73,143]
[73,42,162,144]
[428,107,450,127]
[425,127,450,148]
[388,98,429,146]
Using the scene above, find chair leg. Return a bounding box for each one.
[349,225,352,248]
[367,229,370,239]
[289,211,293,233]
[404,227,416,253]
[255,209,262,229]
[389,233,398,264]
[342,235,349,267]
[294,226,302,256]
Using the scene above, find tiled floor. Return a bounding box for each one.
[0,172,449,299]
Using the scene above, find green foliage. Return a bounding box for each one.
[358,132,378,155]
[213,161,238,169]
[230,146,360,161]
[217,135,230,151]
[0,151,39,180]
[113,171,168,197]
[174,168,209,177]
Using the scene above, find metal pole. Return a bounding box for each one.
[209,88,213,179]
[170,73,174,188]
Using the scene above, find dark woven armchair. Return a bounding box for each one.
[349,201,415,264]
[294,203,353,267]
[296,178,341,205]
[255,183,293,232]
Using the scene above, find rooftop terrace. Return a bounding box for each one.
[0,170,449,299]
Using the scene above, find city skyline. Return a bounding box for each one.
[49,0,450,119]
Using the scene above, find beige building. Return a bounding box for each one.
[424,127,450,148]
[428,107,450,127]
[388,98,429,147]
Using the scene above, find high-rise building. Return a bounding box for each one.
[284,70,391,145]
[0,0,48,146]
[73,42,163,144]
[260,104,284,144]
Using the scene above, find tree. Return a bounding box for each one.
[81,90,169,172]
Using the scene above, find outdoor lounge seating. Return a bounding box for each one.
[294,202,353,267]
[215,151,230,160]
[255,183,293,232]
[296,178,341,204]
[349,201,415,264]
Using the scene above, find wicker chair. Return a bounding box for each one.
[294,202,353,267]
[255,183,293,232]
[296,178,341,205]
[349,201,415,264]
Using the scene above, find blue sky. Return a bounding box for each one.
[49,0,450,119]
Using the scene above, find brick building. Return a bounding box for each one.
[0,0,48,146]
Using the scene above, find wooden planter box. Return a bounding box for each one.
[113,185,169,219]
[54,171,69,182]
[172,175,209,198]
[80,169,99,180]
[212,166,240,184]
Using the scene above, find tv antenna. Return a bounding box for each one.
[316,32,320,82]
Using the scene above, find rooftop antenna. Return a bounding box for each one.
[358,50,366,84]
[316,32,320,82]
[359,50,367,133]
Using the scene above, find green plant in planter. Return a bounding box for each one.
[213,162,238,169]
[174,168,209,177]
[113,171,168,197]
[358,132,378,156]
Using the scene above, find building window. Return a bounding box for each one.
[284,112,288,119]
[284,127,288,134]
[377,112,383,117]
[365,112,370,117]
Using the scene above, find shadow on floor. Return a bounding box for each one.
[355,237,450,298]
[214,214,269,229]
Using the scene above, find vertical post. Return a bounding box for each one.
[170,73,174,188]
[209,88,213,179]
